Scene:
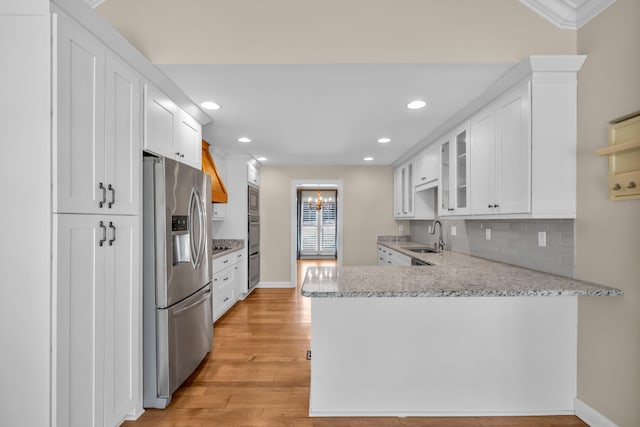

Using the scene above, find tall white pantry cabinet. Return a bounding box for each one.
[52,10,142,427]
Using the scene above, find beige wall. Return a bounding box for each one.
[260,165,409,282]
[98,0,576,64]
[576,0,640,425]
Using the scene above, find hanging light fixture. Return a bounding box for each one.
[315,191,323,211]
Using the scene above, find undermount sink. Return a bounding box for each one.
[401,246,439,254]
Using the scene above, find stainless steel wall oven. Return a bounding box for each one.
[248,184,260,290]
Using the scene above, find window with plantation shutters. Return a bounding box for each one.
[299,190,337,258]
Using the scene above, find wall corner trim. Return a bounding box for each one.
[257,281,296,289]
[519,0,616,30]
[575,398,619,427]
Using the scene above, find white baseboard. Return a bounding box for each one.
[575,398,619,427]
[256,281,295,289]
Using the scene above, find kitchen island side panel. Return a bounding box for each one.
[309,296,577,416]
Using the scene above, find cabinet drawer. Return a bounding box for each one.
[213,253,234,272]
[213,277,234,320]
[212,268,233,287]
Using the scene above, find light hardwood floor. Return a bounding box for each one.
[123,260,587,427]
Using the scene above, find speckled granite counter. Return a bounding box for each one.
[211,239,244,259]
[301,240,622,298]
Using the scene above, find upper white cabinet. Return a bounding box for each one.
[414,144,439,190]
[247,161,260,186]
[394,160,436,220]
[395,56,585,220]
[393,161,413,217]
[144,84,202,169]
[439,121,470,216]
[54,16,140,215]
[471,80,531,215]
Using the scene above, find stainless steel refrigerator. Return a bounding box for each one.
[142,156,213,409]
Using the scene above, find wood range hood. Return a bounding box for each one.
[202,140,228,203]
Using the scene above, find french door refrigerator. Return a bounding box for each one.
[142,156,213,408]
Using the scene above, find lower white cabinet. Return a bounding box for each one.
[212,250,245,322]
[377,245,411,266]
[54,214,140,427]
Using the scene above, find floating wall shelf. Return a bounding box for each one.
[597,112,640,200]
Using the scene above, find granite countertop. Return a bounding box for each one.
[300,240,623,298]
[211,239,244,259]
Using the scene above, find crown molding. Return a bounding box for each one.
[518,0,616,30]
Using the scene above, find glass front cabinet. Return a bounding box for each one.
[439,121,470,216]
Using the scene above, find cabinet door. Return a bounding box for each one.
[438,136,452,216]
[144,84,177,159]
[402,162,414,216]
[452,122,470,214]
[393,167,403,217]
[104,53,141,215]
[55,215,105,427]
[103,216,140,427]
[55,15,106,214]
[176,109,202,169]
[470,105,496,214]
[496,81,531,214]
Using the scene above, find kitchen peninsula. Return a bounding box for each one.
[301,242,621,417]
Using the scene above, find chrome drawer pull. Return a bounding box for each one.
[98,183,106,208]
[98,221,107,247]
[108,184,115,208]
[108,221,116,246]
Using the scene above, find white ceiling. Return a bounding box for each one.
[159,63,513,165]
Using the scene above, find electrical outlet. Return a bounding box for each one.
[485,228,491,240]
[451,226,457,237]
[398,224,404,232]
[538,231,547,247]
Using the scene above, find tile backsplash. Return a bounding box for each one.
[410,218,575,277]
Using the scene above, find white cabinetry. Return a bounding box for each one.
[439,122,470,216]
[54,17,140,215]
[377,245,411,266]
[471,80,531,215]
[54,214,140,427]
[393,161,413,217]
[144,84,202,169]
[212,250,245,322]
[414,144,439,190]
[53,12,141,427]
[248,162,260,187]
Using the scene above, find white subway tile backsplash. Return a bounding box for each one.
[410,219,575,278]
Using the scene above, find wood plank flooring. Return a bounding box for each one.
[123,260,587,427]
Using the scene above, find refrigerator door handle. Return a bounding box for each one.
[188,189,206,269]
[188,189,197,268]
[172,286,211,317]
[194,190,205,268]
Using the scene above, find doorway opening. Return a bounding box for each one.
[297,189,337,260]
[290,180,343,288]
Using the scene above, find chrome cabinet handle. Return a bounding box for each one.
[98,221,107,247]
[98,183,106,208]
[108,221,116,246]
[175,152,180,156]
[108,184,115,208]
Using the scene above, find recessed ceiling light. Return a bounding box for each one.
[377,137,391,143]
[256,156,267,162]
[406,100,427,110]
[363,156,374,161]
[200,101,220,111]
[237,137,251,143]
